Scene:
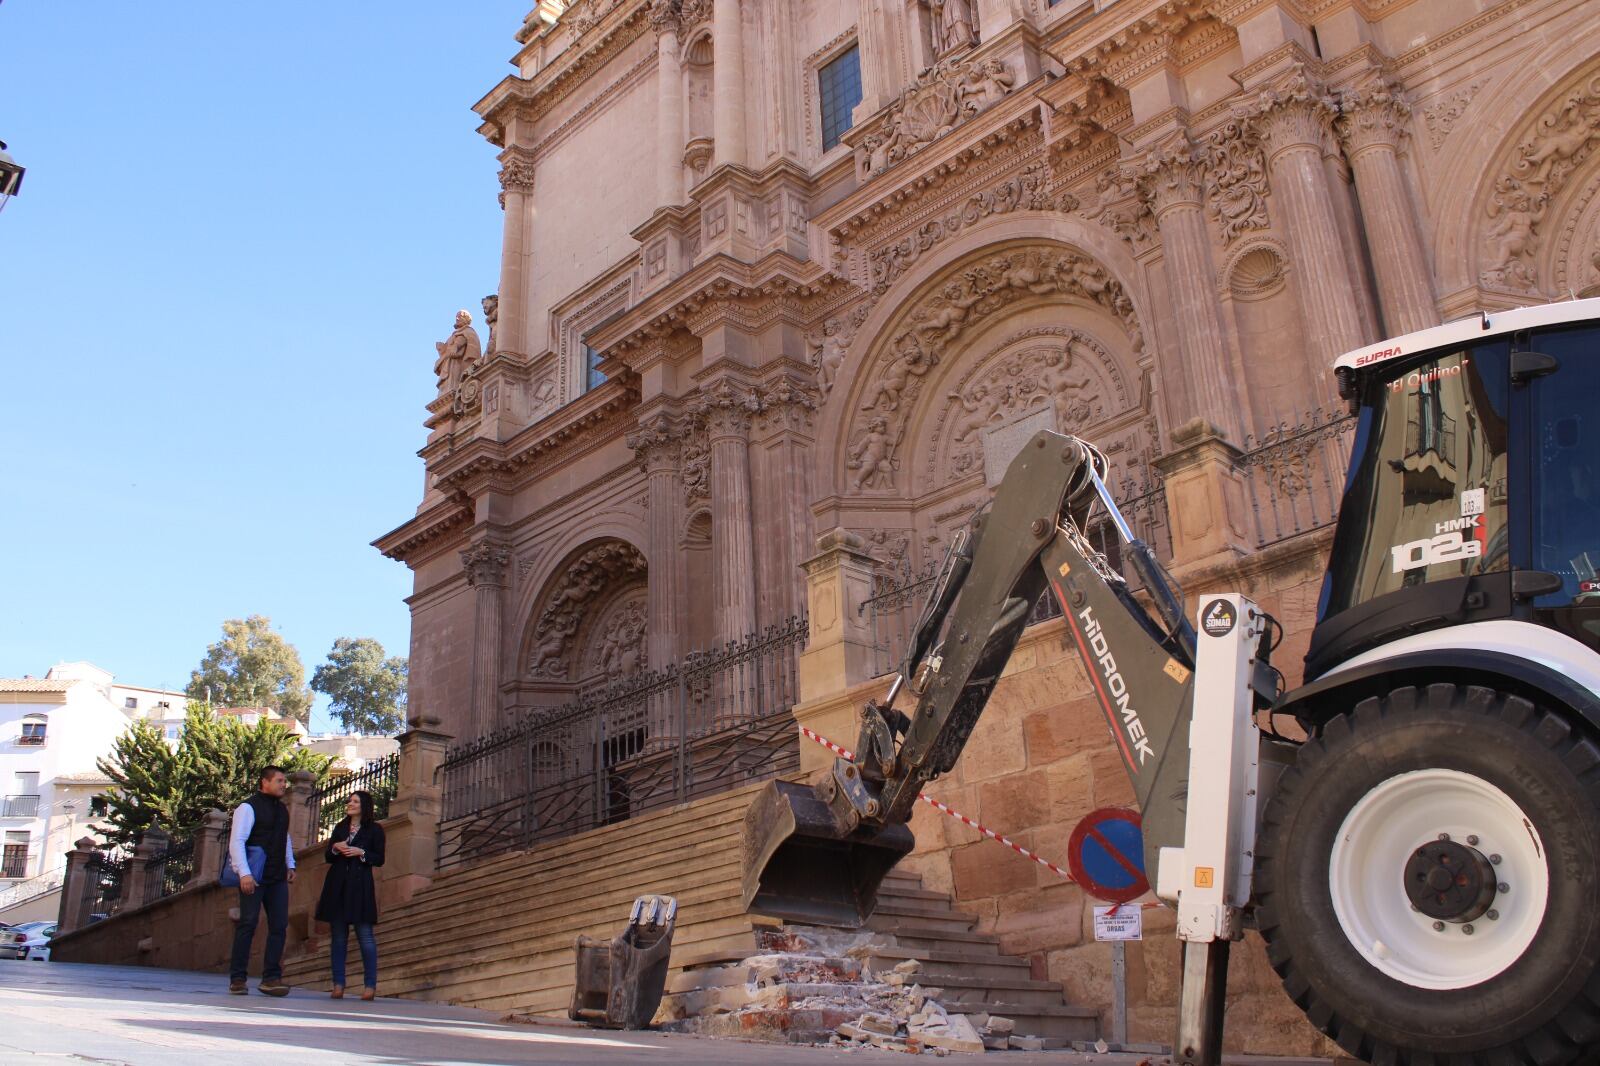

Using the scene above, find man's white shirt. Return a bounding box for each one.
[228,800,296,881]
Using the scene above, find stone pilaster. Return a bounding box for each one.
[1241,72,1369,370]
[383,715,454,906]
[57,837,100,934]
[187,808,229,889]
[796,528,880,707]
[286,771,317,853]
[123,826,169,912]
[495,147,535,360]
[652,6,685,204]
[750,379,818,624]
[855,0,910,118]
[697,381,760,642]
[712,0,746,168]
[1136,140,1243,444]
[626,413,687,666]
[1336,83,1439,336]
[1153,419,1254,572]
[461,541,512,739]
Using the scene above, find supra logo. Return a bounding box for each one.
[1201,599,1236,637]
[1355,345,1404,367]
[1391,530,1482,573]
[1078,607,1156,765]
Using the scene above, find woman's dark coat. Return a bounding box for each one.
[314,819,386,925]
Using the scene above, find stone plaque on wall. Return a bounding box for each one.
[981,406,1057,488]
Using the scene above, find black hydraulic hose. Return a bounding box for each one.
[900,531,975,682]
[1128,538,1197,664]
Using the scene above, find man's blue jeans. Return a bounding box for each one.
[229,879,289,982]
[329,922,378,989]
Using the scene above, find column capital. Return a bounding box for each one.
[1335,81,1410,158]
[497,146,536,193]
[461,542,512,587]
[1130,136,1209,218]
[1236,69,1338,161]
[691,378,760,441]
[648,0,681,35]
[625,411,686,473]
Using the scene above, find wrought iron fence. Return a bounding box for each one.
[156,834,196,900]
[436,614,807,872]
[81,848,130,920]
[311,752,400,842]
[1237,406,1357,550]
[860,468,1169,679]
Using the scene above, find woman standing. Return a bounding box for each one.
[315,790,386,1000]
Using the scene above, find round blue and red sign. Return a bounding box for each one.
[1067,806,1148,904]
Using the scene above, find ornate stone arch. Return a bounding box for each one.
[519,538,648,683]
[1432,45,1600,302]
[829,238,1147,500]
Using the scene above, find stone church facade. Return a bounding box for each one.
[374,0,1600,1047]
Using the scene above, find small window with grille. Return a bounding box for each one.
[2,832,27,879]
[818,45,862,151]
[583,344,607,393]
[19,716,45,745]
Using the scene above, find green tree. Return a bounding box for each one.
[94,702,330,847]
[186,615,313,724]
[310,637,408,735]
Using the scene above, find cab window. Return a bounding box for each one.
[1528,325,1600,606]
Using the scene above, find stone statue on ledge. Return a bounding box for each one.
[929,0,976,56]
[481,294,499,358]
[434,309,482,395]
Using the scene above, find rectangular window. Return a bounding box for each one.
[2,832,26,878]
[818,45,863,151]
[19,719,45,745]
[14,773,38,795]
[124,697,137,709]
[583,344,607,393]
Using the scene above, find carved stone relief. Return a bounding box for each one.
[582,587,649,677]
[1481,71,1600,291]
[869,163,1051,292]
[1422,81,1485,150]
[926,0,977,58]
[527,541,647,679]
[807,304,871,398]
[1204,121,1271,243]
[856,55,1015,179]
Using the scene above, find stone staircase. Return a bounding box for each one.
[281,780,1097,1045]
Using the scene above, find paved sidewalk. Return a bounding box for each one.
[0,961,1337,1065]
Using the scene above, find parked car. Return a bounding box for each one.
[1,922,53,960]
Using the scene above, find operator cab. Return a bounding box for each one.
[1306,299,1600,680]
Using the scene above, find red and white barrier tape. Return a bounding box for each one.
[799,724,1160,912]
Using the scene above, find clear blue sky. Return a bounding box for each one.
[0,3,529,732]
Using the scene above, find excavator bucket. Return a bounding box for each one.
[741,779,914,927]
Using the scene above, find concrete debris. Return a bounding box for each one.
[892,959,923,975]
[1007,1035,1044,1051]
[985,1016,1014,1037]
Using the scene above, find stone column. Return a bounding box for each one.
[712,0,746,168]
[57,837,100,934]
[749,380,818,625]
[496,147,536,360]
[1154,419,1254,571]
[700,382,760,642]
[462,542,512,740]
[122,825,170,911]
[1336,84,1439,336]
[286,771,317,851]
[382,715,453,903]
[1138,142,1244,444]
[1245,74,1369,370]
[652,7,685,204]
[187,808,229,889]
[855,0,909,117]
[626,414,686,667]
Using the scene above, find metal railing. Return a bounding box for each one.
[1,850,27,879]
[156,834,196,900]
[2,794,40,818]
[0,864,64,911]
[859,469,1170,679]
[436,614,807,872]
[81,848,130,920]
[1238,406,1357,550]
[310,752,400,842]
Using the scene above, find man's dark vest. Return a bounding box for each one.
[244,792,289,883]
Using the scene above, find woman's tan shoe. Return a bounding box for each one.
[360,987,376,1001]
[330,985,344,999]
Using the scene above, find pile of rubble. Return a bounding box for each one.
[658,928,1062,1053]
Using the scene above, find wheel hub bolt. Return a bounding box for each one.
[1432,921,1446,932]
[1438,833,1451,841]
[1499,882,1510,893]
[1463,924,1475,935]
[1490,854,1502,865]
[1487,909,1499,921]
[1467,835,1480,846]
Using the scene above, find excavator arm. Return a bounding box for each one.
[743,431,1242,928]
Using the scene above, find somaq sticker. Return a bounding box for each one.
[1201,599,1236,637]
[1068,807,1148,904]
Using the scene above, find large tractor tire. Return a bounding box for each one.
[1255,683,1600,1064]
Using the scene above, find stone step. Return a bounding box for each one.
[972,1002,1101,1041]
[877,925,1002,956]
[914,974,1075,1009]
[859,944,1031,982]
[865,901,978,932]
[873,884,953,905]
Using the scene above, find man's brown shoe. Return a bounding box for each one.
[258,980,290,997]
[228,980,247,995]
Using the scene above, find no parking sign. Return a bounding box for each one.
[1067,806,1149,904]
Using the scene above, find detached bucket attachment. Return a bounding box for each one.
[569,895,678,1029]
[741,779,914,928]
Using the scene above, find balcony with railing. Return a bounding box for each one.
[2,795,40,818]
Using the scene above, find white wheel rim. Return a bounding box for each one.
[1328,768,1549,990]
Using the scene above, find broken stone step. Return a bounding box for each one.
[866,902,980,932]
[917,974,1078,1008]
[875,883,956,904]
[977,1002,1100,1041]
[869,925,1003,956]
[861,946,1031,982]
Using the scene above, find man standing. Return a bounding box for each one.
[228,766,297,996]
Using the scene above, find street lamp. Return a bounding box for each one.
[0,141,25,214]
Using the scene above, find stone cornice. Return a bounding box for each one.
[1048,1,1210,87]
[428,377,640,495]
[373,496,475,564]
[475,0,652,146]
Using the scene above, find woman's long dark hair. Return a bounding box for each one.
[343,789,375,833]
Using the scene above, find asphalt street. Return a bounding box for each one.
[0,961,1340,1065]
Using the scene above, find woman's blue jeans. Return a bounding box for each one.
[329,922,377,989]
